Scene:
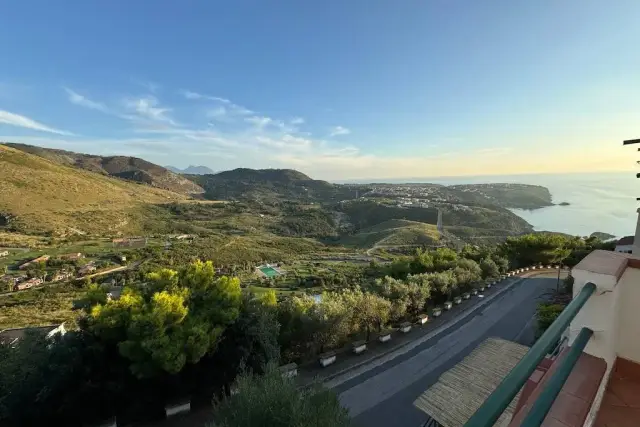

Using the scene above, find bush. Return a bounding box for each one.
[536,303,565,338]
[213,364,351,427]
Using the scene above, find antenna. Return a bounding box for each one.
[626,138,640,200]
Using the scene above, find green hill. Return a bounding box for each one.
[211,168,312,182]
[339,219,441,248]
[338,200,532,234]
[4,142,203,195]
[448,183,553,209]
[188,168,359,203]
[0,144,189,236]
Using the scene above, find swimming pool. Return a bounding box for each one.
[259,266,279,277]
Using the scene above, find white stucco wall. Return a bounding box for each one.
[575,262,640,427]
[634,208,640,256]
[615,267,640,364]
[615,244,633,253]
[570,264,622,365]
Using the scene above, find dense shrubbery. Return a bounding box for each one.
[213,364,351,427]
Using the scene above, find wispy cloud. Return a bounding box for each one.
[255,134,313,151]
[206,106,228,120]
[180,89,252,115]
[64,88,109,113]
[180,90,229,104]
[245,115,273,128]
[124,96,176,125]
[0,110,73,135]
[30,87,361,173]
[329,126,350,137]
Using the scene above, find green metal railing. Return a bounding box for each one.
[521,327,594,427]
[463,281,597,427]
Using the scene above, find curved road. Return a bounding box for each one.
[331,275,557,427]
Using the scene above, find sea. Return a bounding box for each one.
[342,172,638,238]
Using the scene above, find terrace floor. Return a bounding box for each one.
[594,357,640,427]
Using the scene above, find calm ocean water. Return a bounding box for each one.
[346,172,638,238]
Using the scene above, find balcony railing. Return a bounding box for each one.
[463,282,597,427]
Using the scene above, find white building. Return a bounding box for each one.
[615,235,634,254]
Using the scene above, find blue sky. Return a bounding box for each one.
[1,1,639,179]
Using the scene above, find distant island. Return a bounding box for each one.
[558,202,570,206]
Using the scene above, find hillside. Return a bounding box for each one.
[0,144,189,236]
[188,168,360,202]
[339,219,441,248]
[338,200,532,235]
[213,168,312,182]
[449,183,553,209]
[4,143,203,195]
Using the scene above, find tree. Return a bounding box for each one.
[277,295,317,362]
[370,276,409,323]
[410,249,434,273]
[428,270,457,302]
[192,295,281,397]
[502,234,572,266]
[405,274,432,316]
[492,254,510,274]
[479,257,500,279]
[432,247,458,271]
[258,289,278,307]
[213,364,351,427]
[0,331,119,427]
[338,288,391,341]
[308,293,350,353]
[84,260,242,378]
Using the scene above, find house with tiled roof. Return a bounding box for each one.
[615,235,634,254]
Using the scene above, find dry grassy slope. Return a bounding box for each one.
[4,142,204,195]
[0,144,188,236]
[341,219,442,248]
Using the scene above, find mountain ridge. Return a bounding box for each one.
[4,142,203,195]
[166,165,216,175]
[0,144,188,236]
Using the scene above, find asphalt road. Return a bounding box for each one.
[333,276,557,427]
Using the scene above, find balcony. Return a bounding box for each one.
[413,250,640,427]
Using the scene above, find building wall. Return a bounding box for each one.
[615,244,633,253]
[615,267,640,364]
[634,208,640,256]
[570,269,619,365]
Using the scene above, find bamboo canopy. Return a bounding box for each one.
[413,338,530,427]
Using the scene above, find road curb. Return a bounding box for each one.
[312,270,559,386]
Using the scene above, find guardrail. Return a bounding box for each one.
[463,282,597,427]
[521,327,594,426]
